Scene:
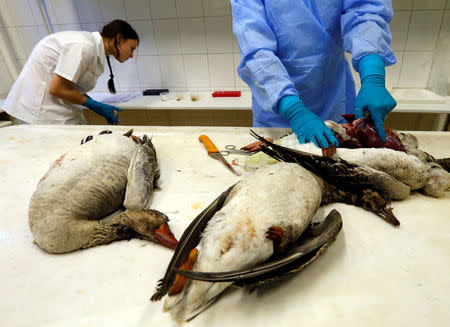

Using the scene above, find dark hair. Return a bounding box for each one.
[101,20,139,93]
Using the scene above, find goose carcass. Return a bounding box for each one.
[28,130,178,254]
[242,117,450,198]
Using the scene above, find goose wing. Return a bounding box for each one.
[175,209,342,286]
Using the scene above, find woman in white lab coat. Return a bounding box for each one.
[3,19,138,125]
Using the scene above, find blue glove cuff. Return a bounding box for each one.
[83,97,95,107]
[277,95,305,120]
[358,54,386,80]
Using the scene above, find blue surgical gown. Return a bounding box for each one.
[231,0,396,126]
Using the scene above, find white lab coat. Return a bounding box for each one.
[4,31,105,124]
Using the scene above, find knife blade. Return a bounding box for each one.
[199,135,241,176]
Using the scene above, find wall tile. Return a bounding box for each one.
[0,61,13,97]
[136,55,162,87]
[439,10,450,41]
[184,54,210,88]
[50,0,80,25]
[345,52,360,90]
[159,55,186,88]
[91,70,109,93]
[233,53,249,89]
[179,18,207,54]
[149,0,177,19]
[232,34,240,53]
[113,57,139,91]
[447,0,450,9]
[398,51,433,88]
[132,21,157,56]
[413,0,446,10]
[2,0,36,27]
[0,30,3,60]
[386,52,403,90]
[38,26,49,39]
[99,0,126,22]
[393,0,413,10]
[205,16,233,53]
[75,0,103,24]
[81,23,104,33]
[53,24,82,33]
[17,59,27,70]
[16,26,44,58]
[405,10,444,50]
[153,19,181,55]
[124,0,151,21]
[203,0,231,16]
[208,53,234,88]
[175,0,203,18]
[27,0,46,25]
[5,27,26,60]
[390,11,410,51]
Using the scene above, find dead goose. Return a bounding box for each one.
[151,163,342,323]
[28,130,178,254]
[150,131,407,323]
[243,128,449,198]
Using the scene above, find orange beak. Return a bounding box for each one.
[154,223,178,249]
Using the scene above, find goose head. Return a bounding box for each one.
[124,209,178,249]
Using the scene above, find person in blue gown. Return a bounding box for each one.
[231,0,397,148]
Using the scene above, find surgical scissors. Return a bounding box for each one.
[220,145,254,156]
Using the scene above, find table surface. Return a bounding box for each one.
[1,125,449,327]
[86,91,450,114]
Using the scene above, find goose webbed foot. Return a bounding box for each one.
[240,138,275,152]
[266,226,287,252]
[169,248,198,296]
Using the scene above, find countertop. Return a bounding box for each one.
[88,90,450,114]
[0,125,449,327]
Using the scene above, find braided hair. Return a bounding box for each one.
[100,20,139,93]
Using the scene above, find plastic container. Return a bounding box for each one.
[190,93,200,102]
[160,91,171,102]
[212,91,241,97]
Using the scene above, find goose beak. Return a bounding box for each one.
[154,223,178,249]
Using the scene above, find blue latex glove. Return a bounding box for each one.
[355,54,397,142]
[83,97,123,125]
[277,95,338,148]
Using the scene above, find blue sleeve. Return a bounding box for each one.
[341,0,396,71]
[231,0,298,113]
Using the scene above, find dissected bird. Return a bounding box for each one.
[28,129,178,254]
[150,130,409,323]
[242,119,450,198]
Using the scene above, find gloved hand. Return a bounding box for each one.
[83,97,123,125]
[355,54,397,142]
[277,95,338,148]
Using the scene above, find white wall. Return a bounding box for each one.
[0,0,449,97]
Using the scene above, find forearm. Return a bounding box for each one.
[48,74,87,105]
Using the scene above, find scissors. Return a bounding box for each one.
[220,145,254,156]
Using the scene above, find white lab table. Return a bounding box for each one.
[0,125,449,327]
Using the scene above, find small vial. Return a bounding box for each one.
[190,93,199,101]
